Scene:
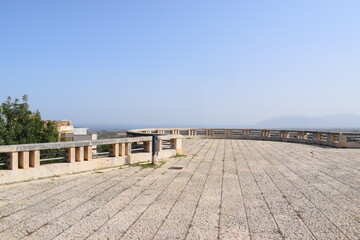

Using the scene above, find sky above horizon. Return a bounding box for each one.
[1,1,360,127]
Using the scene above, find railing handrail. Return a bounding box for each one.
[127,127,359,134]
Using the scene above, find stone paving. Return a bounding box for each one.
[0,139,359,240]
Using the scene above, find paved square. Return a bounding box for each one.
[0,139,359,239]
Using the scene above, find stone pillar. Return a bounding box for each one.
[338,134,347,147]
[125,143,131,156]
[314,132,320,141]
[19,151,30,169]
[261,130,266,138]
[75,147,84,162]
[225,130,231,137]
[244,130,249,137]
[67,147,75,163]
[158,139,162,151]
[30,150,40,168]
[84,146,92,161]
[7,152,18,170]
[119,143,125,156]
[172,138,183,155]
[144,141,152,153]
[111,144,119,157]
[297,132,303,140]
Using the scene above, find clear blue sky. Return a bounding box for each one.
[1,1,359,128]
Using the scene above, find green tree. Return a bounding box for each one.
[0,95,59,145]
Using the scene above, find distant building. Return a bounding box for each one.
[73,127,97,141]
[55,120,97,141]
[55,120,74,141]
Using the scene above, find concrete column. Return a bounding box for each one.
[158,139,162,151]
[119,143,125,156]
[30,150,40,168]
[67,147,75,163]
[111,144,119,157]
[144,141,152,153]
[245,130,250,137]
[7,152,18,170]
[297,132,303,140]
[280,131,285,138]
[225,130,230,137]
[84,146,92,161]
[284,131,289,138]
[262,130,267,138]
[75,147,84,162]
[19,151,30,169]
[314,133,320,141]
[338,134,347,147]
[125,143,131,156]
[172,138,183,155]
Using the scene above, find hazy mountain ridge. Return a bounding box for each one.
[255,114,360,128]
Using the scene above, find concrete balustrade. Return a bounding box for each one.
[127,128,360,149]
[0,135,183,184]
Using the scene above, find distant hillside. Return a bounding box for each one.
[254,114,360,129]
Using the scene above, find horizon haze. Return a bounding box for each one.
[1,1,360,127]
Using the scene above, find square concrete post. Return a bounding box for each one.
[125,143,131,156]
[158,139,162,151]
[67,147,75,163]
[84,146,92,161]
[338,134,347,147]
[30,150,40,168]
[7,152,18,170]
[144,141,152,153]
[119,143,125,156]
[225,130,230,137]
[297,132,303,140]
[75,147,84,162]
[111,144,119,157]
[244,130,249,137]
[19,151,30,169]
[171,138,183,155]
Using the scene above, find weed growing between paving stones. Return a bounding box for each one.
[129,160,166,169]
[172,153,187,158]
